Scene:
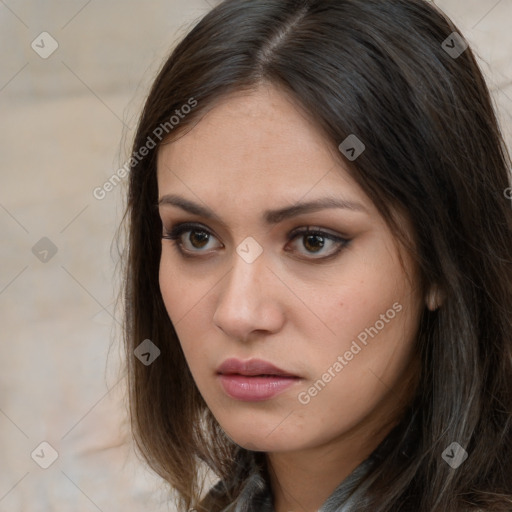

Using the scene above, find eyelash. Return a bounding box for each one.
[161,222,350,262]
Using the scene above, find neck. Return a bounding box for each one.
[266,422,387,512]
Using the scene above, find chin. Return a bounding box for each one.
[231,435,295,453]
[218,419,305,453]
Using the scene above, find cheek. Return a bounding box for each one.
[158,256,197,354]
[159,256,181,318]
[311,268,403,351]
[159,251,201,323]
[302,248,420,394]
[292,302,419,445]
[158,255,214,371]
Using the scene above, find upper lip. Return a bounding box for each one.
[217,358,299,377]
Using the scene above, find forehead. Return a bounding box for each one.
[156,84,371,210]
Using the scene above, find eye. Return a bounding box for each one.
[285,226,350,260]
[162,222,350,261]
[162,222,222,255]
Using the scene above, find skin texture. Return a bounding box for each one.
[157,83,426,512]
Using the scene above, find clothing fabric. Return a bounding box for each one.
[199,410,421,511]
[216,449,379,512]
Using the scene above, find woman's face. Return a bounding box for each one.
[157,84,424,454]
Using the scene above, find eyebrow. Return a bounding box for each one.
[158,193,368,226]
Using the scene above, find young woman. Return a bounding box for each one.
[121,0,512,510]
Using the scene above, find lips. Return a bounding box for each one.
[216,358,301,401]
[217,358,299,378]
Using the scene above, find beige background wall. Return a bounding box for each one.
[1,1,511,511]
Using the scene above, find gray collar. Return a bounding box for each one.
[218,450,378,512]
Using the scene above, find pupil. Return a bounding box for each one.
[305,234,324,252]
[190,230,209,248]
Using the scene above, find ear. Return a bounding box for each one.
[425,284,445,311]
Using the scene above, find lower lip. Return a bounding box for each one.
[218,374,300,401]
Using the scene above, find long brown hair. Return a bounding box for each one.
[120,0,512,510]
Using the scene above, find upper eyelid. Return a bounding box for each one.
[162,221,347,240]
[164,221,223,242]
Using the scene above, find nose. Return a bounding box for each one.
[213,250,285,342]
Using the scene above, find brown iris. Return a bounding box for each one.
[303,234,325,253]
[189,230,210,248]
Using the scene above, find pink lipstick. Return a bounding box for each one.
[217,358,301,401]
